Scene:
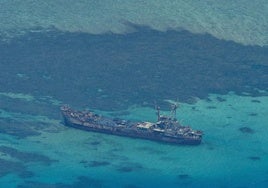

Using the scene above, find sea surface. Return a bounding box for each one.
[0,1,268,188]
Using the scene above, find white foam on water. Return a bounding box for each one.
[0,0,267,46]
[0,92,62,106]
[0,92,35,102]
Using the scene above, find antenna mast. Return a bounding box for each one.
[155,103,160,121]
[170,100,179,119]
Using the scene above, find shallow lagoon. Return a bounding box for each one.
[1,92,268,187]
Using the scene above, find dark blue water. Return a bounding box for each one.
[1,27,267,110]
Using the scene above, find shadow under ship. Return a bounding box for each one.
[61,104,203,145]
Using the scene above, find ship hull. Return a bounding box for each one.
[62,114,201,145]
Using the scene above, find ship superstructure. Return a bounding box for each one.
[61,104,202,145]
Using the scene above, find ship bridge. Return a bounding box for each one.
[137,122,154,130]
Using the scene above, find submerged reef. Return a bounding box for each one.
[0,27,267,110]
[0,158,33,178]
[238,127,255,134]
[17,176,103,188]
[0,146,57,165]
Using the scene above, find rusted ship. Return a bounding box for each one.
[61,104,202,145]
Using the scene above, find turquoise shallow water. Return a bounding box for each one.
[0,1,268,187]
[1,92,268,187]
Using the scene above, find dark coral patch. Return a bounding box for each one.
[216,97,226,102]
[249,113,258,116]
[117,162,143,173]
[19,170,35,178]
[79,160,87,164]
[0,146,57,165]
[251,99,261,103]
[18,176,103,188]
[89,141,101,146]
[238,127,255,134]
[118,166,134,172]
[0,116,64,139]
[0,119,41,139]
[248,156,261,161]
[206,98,213,102]
[207,106,216,109]
[178,174,190,179]
[87,161,110,167]
[80,160,110,168]
[0,158,33,178]
[207,146,215,150]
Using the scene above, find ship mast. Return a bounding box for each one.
[170,103,178,120]
[156,106,160,121]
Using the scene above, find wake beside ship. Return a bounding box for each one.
[61,105,203,145]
